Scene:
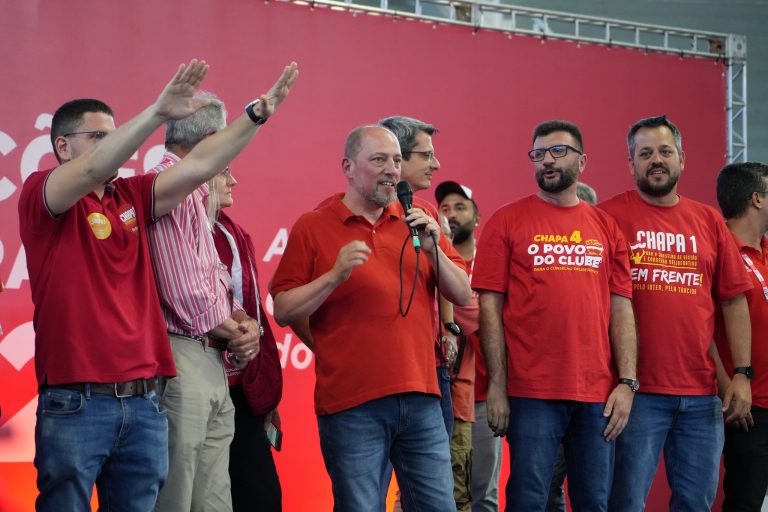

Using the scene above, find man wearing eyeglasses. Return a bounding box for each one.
[601,116,752,511]
[473,120,638,511]
[19,60,299,512]
[379,115,464,440]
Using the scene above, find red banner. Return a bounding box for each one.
[0,1,726,509]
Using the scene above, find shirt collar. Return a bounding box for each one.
[325,193,402,224]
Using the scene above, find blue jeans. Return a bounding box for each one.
[438,365,454,439]
[317,393,455,512]
[505,397,614,512]
[34,386,168,512]
[609,393,724,512]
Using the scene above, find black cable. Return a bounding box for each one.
[399,233,420,317]
[430,231,448,372]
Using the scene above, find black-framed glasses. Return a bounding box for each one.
[406,150,437,161]
[62,130,109,141]
[528,144,582,162]
[221,167,232,178]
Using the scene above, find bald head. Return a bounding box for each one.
[344,125,399,160]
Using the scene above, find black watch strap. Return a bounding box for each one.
[443,322,461,336]
[734,366,754,379]
[245,99,267,126]
[618,378,640,392]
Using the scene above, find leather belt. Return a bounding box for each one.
[168,332,228,351]
[43,378,166,398]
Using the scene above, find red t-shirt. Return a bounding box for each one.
[270,194,465,415]
[451,258,478,422]
[19,168,175,385]
[451,257,489,401]
[600,191,753,395]
[715,235,768,407]
[472,195,632,402]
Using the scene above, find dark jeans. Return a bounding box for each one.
[546,444,567,512]
[438,365,454,439]
[318,393,454,512]
[229,385,282,512]
[722,405,768,512]
[34,387,167,512]
[505,398,614,512]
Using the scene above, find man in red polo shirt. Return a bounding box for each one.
[270,125,471,510]
[19,60,215,512]
[714,161,768,511]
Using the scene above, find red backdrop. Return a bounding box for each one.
[0,1,727,510]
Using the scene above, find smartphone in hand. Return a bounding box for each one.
[266,421,283,452]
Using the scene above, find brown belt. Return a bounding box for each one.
[168,332,228,351]
[44,378,166,397]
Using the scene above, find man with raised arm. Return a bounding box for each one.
[149,63,298,512]
[271,125,470,511]
[20,60,209,512]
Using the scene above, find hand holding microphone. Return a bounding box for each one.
[396,181,421,253]
[397,181,441,255]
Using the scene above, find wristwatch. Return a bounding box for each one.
[733,366,754,379]
[618,378,640,392]
[245,99,267,126]
[443,322,461,336]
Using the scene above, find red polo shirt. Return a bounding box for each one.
[19,168,175,386]
[271,194,465,414]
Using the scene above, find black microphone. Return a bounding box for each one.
[396,181,421,253]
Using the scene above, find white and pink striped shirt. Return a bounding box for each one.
[146,152,237,336]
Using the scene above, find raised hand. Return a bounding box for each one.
[252,62,300,120]
[153,59,211,121]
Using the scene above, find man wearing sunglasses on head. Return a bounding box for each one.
[473,120,638,511]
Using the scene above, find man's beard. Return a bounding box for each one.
[635,164,679,197]
[365,186,395,208]
[451,221,474,245]
[536,163,579,193]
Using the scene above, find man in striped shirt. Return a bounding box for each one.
[147,69,298,512]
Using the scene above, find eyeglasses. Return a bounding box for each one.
[222,167,232,178]
[62,131,109,141]
[528,144,582,162]
[407,150,437,161]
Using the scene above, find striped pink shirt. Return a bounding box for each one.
[146,152,237,335]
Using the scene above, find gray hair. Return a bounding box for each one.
[576,182,598,205]
[165,91,227,152]
[627,115,682,158]
[378,116,437,158]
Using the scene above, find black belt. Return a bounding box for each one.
[43,377,166,397]
[168,332,228,351]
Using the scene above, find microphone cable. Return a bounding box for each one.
[399,233,420,317]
